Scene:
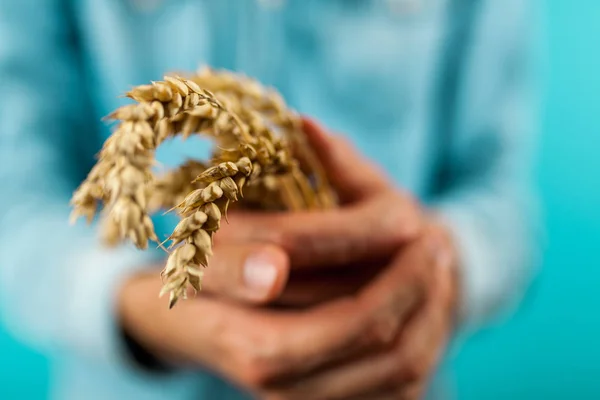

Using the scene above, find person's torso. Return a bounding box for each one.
[75,0,452,192]
[59,1,457,398]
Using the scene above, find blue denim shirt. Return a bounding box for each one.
[0,0,539,399]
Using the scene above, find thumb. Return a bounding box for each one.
[301,117,390,202]
[201,243,289,304]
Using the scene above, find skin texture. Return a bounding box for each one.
[118,118,459,400]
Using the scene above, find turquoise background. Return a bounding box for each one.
[1,1,598,399]
[454,2,600,399]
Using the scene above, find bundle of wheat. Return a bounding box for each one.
[70,67,337,308]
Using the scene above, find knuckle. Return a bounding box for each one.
[276,228,296,253]
[324,235,354,265]
[279,229,322,267]
[391,347,427,386]
[401,361,427,383]
[365,314,401,348]
[249,215,288,246]
[237,351,276,387]
[381,194,423,245]
[233,330,284,387]
[381,363,405,390]
[239,363,271,387]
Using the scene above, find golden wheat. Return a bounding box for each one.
[70,67,336,307]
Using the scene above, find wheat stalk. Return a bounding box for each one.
[70,69,336,308]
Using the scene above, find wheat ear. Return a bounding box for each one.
[71,70,335,308]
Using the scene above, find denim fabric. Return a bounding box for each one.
[0,1,539,399]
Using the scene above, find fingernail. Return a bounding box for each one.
[243,253,278,295]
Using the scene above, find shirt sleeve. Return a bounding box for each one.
[0,0,161,367]
[430,0,543,330]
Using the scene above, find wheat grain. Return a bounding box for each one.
[71,69,337,307]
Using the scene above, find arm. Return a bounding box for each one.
[431,0,542,328]
[0,0,159,366]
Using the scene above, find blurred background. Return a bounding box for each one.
[0,1,598,399]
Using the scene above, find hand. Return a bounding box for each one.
[119,229,456,400]
[218,118,426,306]
[117,241,423,396]
[212,118,461,399]
[119,118,459,399]
[260,223,459,400]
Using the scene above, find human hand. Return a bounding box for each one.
[119,224,456,400]
[218,118,426,306]
[119,119,459,399]
[210,119,461,399]
[117,240,424,396]
[257,222,458,400]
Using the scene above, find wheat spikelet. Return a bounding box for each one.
[191,67,337,209]
[70,68,336,308]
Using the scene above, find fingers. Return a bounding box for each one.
[209,225,446,393]
[390,235,454,386]
[201,242,290,304]
[193,297,372,387]
[393,296,448,386]
[117,272,223,367]
[275,274,364,307]
[118,233,442,396]
[276,263,383,307]
[260,301,438,400]
[301,117,390,202]
[355,237,434,345]
[259,242,448,400]
[208,240,428,384]
[358,238,454,400]
[203,292,418,389]
[263,358,426,400]
[218,192,423,270]
[262,344,404,400]
[119,244,436,398]
[247,260,423,382]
